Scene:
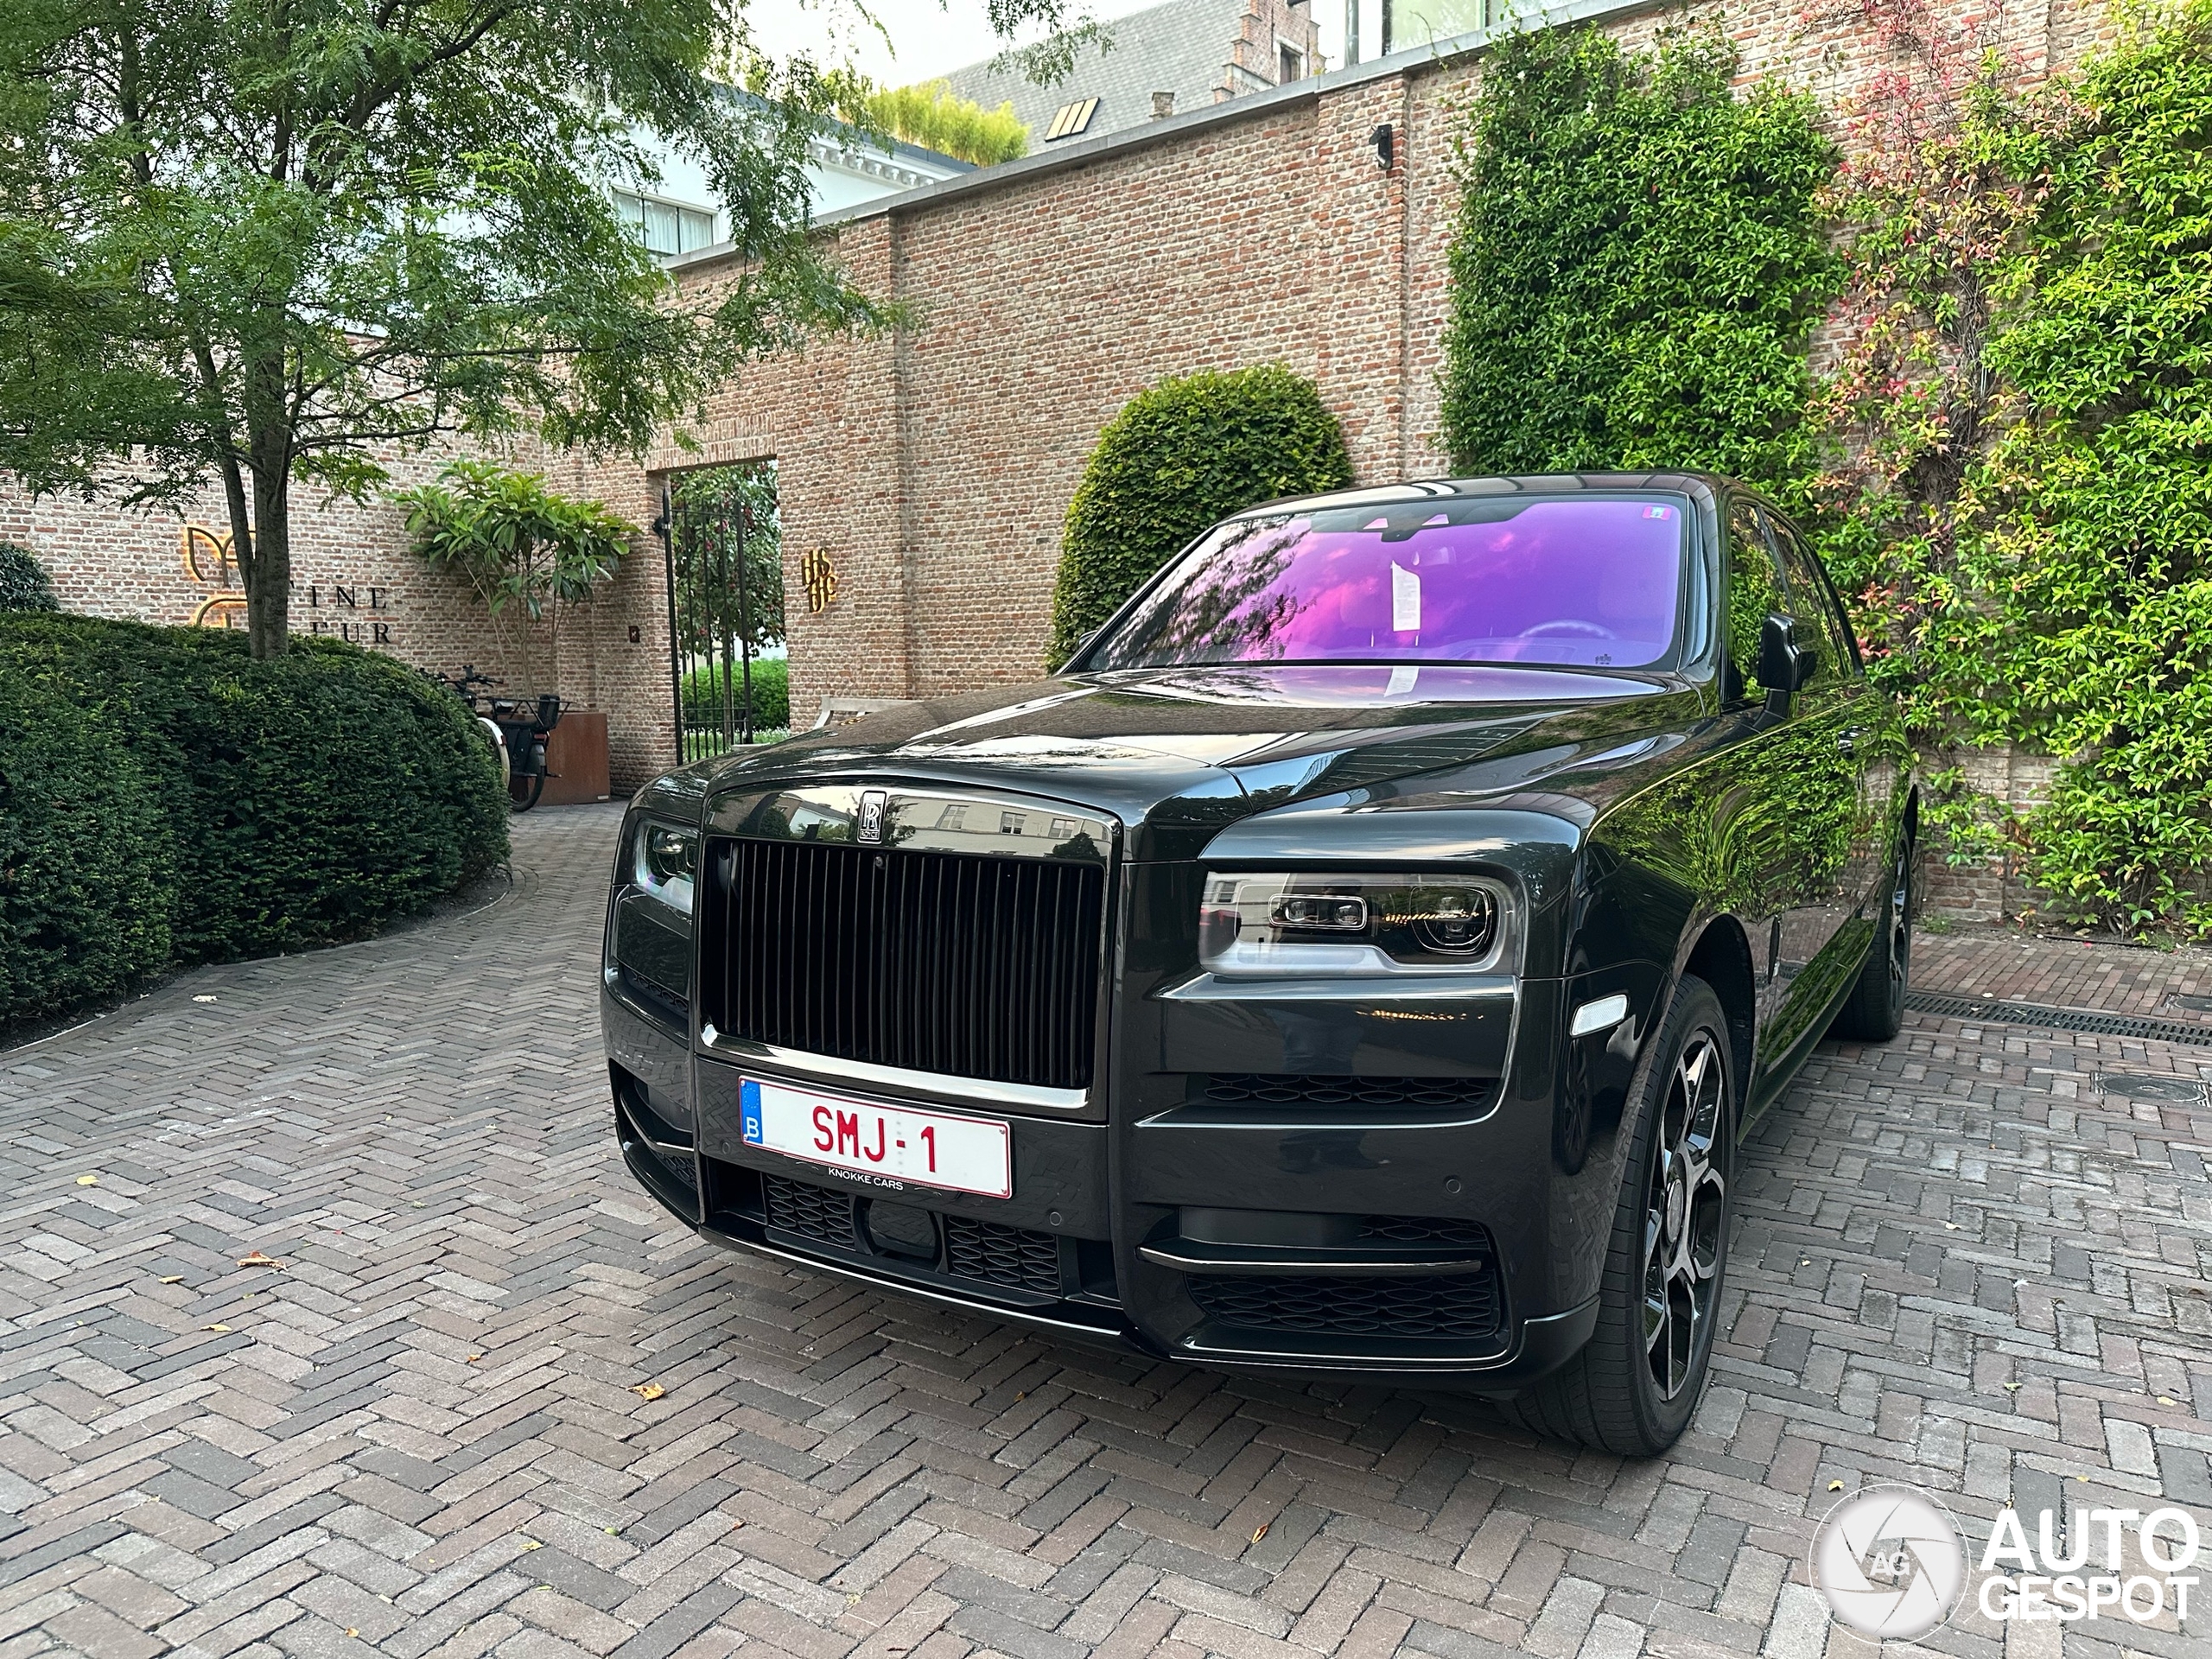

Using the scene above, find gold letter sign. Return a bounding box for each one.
[801,546,837,613]
[181,524,247,628]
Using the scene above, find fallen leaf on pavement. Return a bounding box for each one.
[76,1175,99,1186]
[204,1324,230,1332]
[158,1275,184,1284]
[2003,1382,2022,1392]
[238,1251,283,1268]
[466,1354,484,1363]
[631,1382,665,1401]
[1251,1522,1269,1543]
[1827,1480,1845,1492]
[2158,1395,2177,1406]
[522,1540,542,1551]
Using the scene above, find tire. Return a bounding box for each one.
[1829,836,1913,1042]
[1501,975,1734,1457]
[508,768,545,813]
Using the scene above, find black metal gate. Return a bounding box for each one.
[658,480,763,766]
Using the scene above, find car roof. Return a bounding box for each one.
[1232,472,1732,522]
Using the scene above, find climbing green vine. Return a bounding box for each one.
[1440,23,1840,512]
[1444,4,2212,934]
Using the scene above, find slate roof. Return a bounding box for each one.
[941,0,1255,149]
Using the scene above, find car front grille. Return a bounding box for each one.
[713,838,1104,1090]
[1188,1271,1503,1340]
[943,1215,1063,1294]
[1202,1074,1495,1110]
[761,1173,859,1250]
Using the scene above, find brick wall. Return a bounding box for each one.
[6,0,2110,818]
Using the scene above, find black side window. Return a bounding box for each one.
[1764,512,1858,684]
[1725,499,1790,701]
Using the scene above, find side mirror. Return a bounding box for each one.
[1758,613,1814,713]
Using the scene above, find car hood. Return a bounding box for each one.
[649,663,1712,861]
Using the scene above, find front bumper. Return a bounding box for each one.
[603,949,1651,1389]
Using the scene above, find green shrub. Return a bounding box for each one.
[0,541,58,612]
[0,614,507,1027]
[1967,0,2212,931]
[681,656,788,730]
[1046,365,1353,669]
[1439,24,1840,507]
[0,675,172,1026]
[867,81,1029,166]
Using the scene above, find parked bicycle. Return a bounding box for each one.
[439,666,564,812]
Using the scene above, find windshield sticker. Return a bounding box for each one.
[1392,563,1421,633]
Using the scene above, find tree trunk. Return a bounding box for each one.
[247,461,291,658]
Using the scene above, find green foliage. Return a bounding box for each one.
[0,0,966,657]
[0,671,171,1027]
[1439,24,1840,508]
[682,657,789,730]
[0,614,507,1031]
[0,540,55,612]
[672,463,783,654]
[395,462,632,622]
[1046,365,1353,669]
[1968,1,2212,931]
[868,81,1029,165]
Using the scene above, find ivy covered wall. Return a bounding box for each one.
[1440,2,2212,937]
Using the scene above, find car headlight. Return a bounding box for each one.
[632,821,697,917]
[1198,872,1516,977]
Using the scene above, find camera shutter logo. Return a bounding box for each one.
[1810,1487,1967,1639]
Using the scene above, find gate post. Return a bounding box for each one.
[654,482,683,767]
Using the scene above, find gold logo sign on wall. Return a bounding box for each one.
[800,546,837,613]
[180,524,247,628]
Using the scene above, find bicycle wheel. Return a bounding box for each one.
[509,769,545,812]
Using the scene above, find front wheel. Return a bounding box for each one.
[509,769,545,813]
[1502,974,1734,1456]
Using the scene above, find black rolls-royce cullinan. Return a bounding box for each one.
[603,474,1913,1454]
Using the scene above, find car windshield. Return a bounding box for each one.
[1090,493,1690,671]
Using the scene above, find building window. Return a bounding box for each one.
[610,189,718,257]
[1044,98,1100,140]
[1279,44,1305,81]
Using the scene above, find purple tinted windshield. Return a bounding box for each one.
[1091,495,1688,671]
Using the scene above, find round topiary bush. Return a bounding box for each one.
[0,676,173,1028]
[1045,365,1355,670]
[0,542,59,613]
[0,615,509,1027]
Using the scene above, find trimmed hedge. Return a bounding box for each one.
[1045,365,1355,670]
[0,542,58,612]
[0,615,508,1030]
[681,656,788,731]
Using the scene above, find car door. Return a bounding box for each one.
[1750,506,1866,1071]
[1765,509,1894,925]
[1711,495,1808,1047]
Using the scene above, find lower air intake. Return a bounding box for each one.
[1189,1272,1502,1340]
[944,1215,1062,1294]
[761,1174,860,1251]
[1203,1075,1495,1109]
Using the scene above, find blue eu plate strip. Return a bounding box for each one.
[740,1077,763,1146]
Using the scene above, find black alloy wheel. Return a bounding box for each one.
[1831,836,1914,1042]
[1643,1030,1727,1402]
[1503,974,1735,1456]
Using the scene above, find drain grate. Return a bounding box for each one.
[2094,1071,2210,1103]
[1907,992,2212,1048]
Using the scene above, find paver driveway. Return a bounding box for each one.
[3,805,2209,1659]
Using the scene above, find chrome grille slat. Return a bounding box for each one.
[712,839,1104,1090]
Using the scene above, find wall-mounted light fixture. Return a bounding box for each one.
[1371,123,1395,173]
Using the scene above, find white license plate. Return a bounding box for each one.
[739,1077,1012,1199]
